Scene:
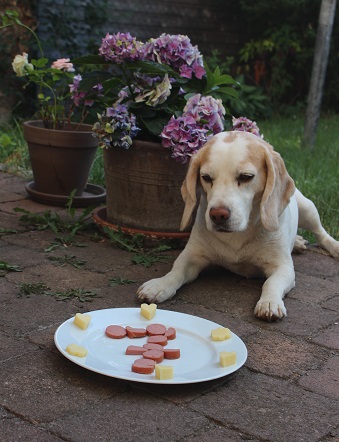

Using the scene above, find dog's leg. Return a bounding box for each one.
[254,261,295,320]
[296,189,339,258]
[137,248,209,303]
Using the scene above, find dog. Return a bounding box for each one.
[137,131,339,320]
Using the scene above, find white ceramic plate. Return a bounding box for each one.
[54,308,247,384]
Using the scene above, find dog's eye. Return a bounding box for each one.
[238,173,255,184]
[201,174,213,184]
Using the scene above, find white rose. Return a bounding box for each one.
[12,53,33,77]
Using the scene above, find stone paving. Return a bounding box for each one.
[1,170,338,442]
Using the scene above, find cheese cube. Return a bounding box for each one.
[219,351,236,367]
[155,364,174,380]
[211,327,231,341]
[73,313,91,330]
[66,343,88,357]
[140,303,157,320]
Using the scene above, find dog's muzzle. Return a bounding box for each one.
[209,207,231,227]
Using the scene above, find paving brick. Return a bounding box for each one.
[244,329,328,378]
[293,249,339,278]
[312,323,339,350]
[1,408,61,442]
[250,298,338,337]
[298,355,339,399]
[0,190,25,203]
[190,368,339,442]
[48,390,208,442]
[291,271,338,303]
[1,350,127,423]
[321,295,339,312]
[185,425,261,442]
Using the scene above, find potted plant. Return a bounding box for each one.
[1,10,106,207]
[76,32,261,235]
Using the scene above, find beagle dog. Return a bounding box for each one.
[137,131,339,320]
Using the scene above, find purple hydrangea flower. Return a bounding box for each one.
[184,94,225,133]
[141,34,205,79]
[160,115,209,163]
[93,104,140,149]
[99,32,144,63]
[69,74,103,107]
[231,117,262,138]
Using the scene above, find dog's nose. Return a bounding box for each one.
[209,207,231,225]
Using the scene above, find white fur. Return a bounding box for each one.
[137,132,339,320]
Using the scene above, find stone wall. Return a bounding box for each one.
[36,0,246,59]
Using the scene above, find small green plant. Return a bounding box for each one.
[104,227,172,268]
[109,277,137,287]
[0,228,17,236]
[47,254,86,269]
[47,288,98,302]
[18,282,50,297]
[18,282,98,302]
[14,191,95,251]
[0,261,22,272]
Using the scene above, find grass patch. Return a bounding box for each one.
[260,115,339,240]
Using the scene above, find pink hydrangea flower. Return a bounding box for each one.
[51,58,75,72]
[141,34,205,79]
[99,32,144,63]
[231,117,262,138]
[184,94,225,133]
[161,115,209,163]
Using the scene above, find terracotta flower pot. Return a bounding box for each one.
[23,120,98,196]
[103,139,189,233]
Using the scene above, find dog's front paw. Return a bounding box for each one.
[254,299,286,321]
[137,278,176,303]
[293,234,308,253]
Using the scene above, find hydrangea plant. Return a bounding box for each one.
[76,32,262,163]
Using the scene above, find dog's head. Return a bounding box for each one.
[180,131,295,232]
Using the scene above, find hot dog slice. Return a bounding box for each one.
[164,348,180,359]
[126,326,147,338]
[143,343,164,351]
[132,358,156,374]
[146,323,167,336]
[126,345,147,355]
[105,325,127,339]
[165,327,176,340]
[147,335,168,346]
[143,349,164,363]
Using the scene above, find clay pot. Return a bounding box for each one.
[23,120,98,196]
[103,139,189,233]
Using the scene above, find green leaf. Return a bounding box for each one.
[216,87,239,99]
[31,57,48,68]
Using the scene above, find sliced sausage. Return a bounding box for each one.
[143,343,164,351]
[147,335,168,346]
[125,345,147,355]
[164,348,181,359]
[126,326,147,338]
[146,323,166,336]
[132,358,156,374]
[143,349,164,363]
[105,325,127,339]
[165,327,176,340]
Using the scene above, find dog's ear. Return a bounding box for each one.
[180,152,202,231]
[260,146,295,231]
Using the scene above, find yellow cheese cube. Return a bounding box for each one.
[140,303,157,320]
[66,343,88,357]
[219,351,236,367]
[73,313,91,330]
[155,364,174,380]
[211,327,231,341]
